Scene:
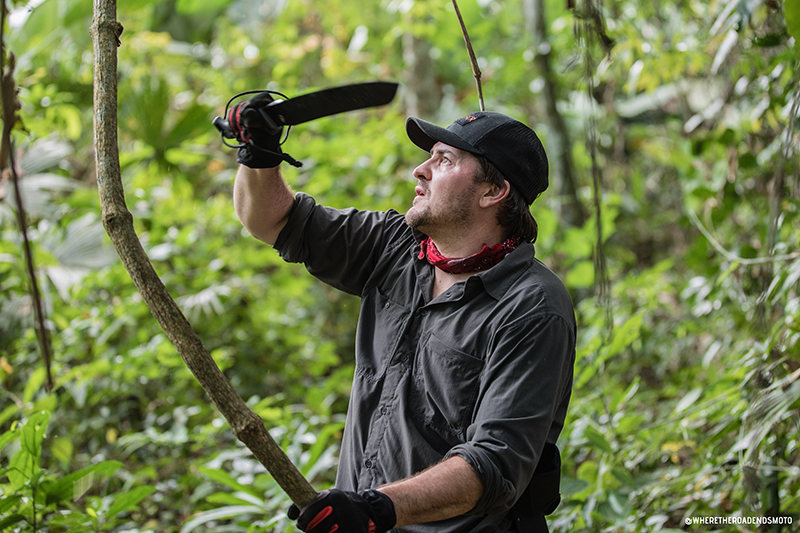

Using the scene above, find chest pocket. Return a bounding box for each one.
[410,333,485,438]
[356,288,411,380]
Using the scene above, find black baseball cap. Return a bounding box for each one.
[406,111,549,204]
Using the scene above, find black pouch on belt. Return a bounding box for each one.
[509,443,562,532]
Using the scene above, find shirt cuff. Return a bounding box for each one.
[273,192,316,263]
[445,444,517,516]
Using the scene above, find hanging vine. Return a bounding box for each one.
[0,0,54,392]
[573,0,613,334]
[452,0,485,111]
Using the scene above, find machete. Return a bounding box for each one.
[213,81,399,140]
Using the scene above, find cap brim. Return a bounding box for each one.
[406,117,476,154]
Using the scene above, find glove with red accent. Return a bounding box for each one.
[288,489,397,533]
[226,91,285,168]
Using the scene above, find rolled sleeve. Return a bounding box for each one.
[273,192,317,264]
[446,312,575,515]
[273,192,410,296]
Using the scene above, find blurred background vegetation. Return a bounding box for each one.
[1,0,799,531]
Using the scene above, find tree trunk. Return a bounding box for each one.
[523,0,586,228]
[90,0,317,509]
[403,32,441,117]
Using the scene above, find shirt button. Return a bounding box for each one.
[365,459,373,468]
[399,354,409,363]
[384,302,390,309]
[380,406,389,415]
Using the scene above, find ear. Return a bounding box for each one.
[479,179,511,209]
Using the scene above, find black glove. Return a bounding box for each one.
[227,92,285,168]
[288,489,397,533]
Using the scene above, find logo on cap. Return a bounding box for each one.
[455,112,484,127]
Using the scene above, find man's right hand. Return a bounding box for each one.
[227,92,284,168]
[288,489,397,533]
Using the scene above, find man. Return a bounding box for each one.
[228,97,576,533]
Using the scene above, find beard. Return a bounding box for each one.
[405,182,478,236]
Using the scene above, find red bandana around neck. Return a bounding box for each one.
[418,236,522,274]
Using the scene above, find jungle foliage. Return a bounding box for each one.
[1,0,799,531]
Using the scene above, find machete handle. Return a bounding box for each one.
[253,107,283,136]
[212,116,236,139]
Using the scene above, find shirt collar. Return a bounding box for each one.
[410,238,536,302]
[472,242,536,301]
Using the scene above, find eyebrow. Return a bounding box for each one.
[431,146,459,158]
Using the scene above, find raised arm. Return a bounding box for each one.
[233,164,295,245]
[224,90,297,245]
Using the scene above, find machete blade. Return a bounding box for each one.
[264,81,399,126]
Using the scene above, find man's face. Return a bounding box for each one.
[405,142,482,236]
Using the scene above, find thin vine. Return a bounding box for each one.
[0,0,55,392]
[452,0,485,111]
[573,0,612,336]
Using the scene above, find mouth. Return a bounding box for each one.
[415,186,425,197]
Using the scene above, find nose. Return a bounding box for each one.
[413,159,431,181]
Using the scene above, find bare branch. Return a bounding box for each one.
[90,0,316,508]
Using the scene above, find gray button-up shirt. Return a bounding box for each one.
[275,193,575,533]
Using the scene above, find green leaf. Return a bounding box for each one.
[51,437,73,464]
[0,514,26,530]
[575,360,599,389]
[8,448,35,489]
[738,153,757,169]
[21,411,50,458]
[0,495,22,515]
[198,467,260,498]
[785,0,800,45]
[674,388,702,414]
[180,505,265,533]
[565,260,595,289]
[560,476,590,496]
[107,485,156,519]
[162,103,213,150]
[0,428,20,454]
[176,0,235,14]
[8,0,61,55]
[206,491,257,506]
[119,0,161,13]
[606,314,644,358]
[584,425,615,455]
[611,466,636,487]
[42,461,123,505]
[127,76,169,150]
[23,367,45,404]
[303,421,345,477]
[0,404,19,428]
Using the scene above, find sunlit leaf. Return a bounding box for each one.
[107,485,156,518]
[785,1,800,45]
[0,514,26,530]
[198,466,261,498]
[21,411,50,458]
[674,388,702,414]
[0,428,20,455]
[8,448,35,489]
[180,505,265,533]
[175,0,234,14]
[42,461,123,505]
